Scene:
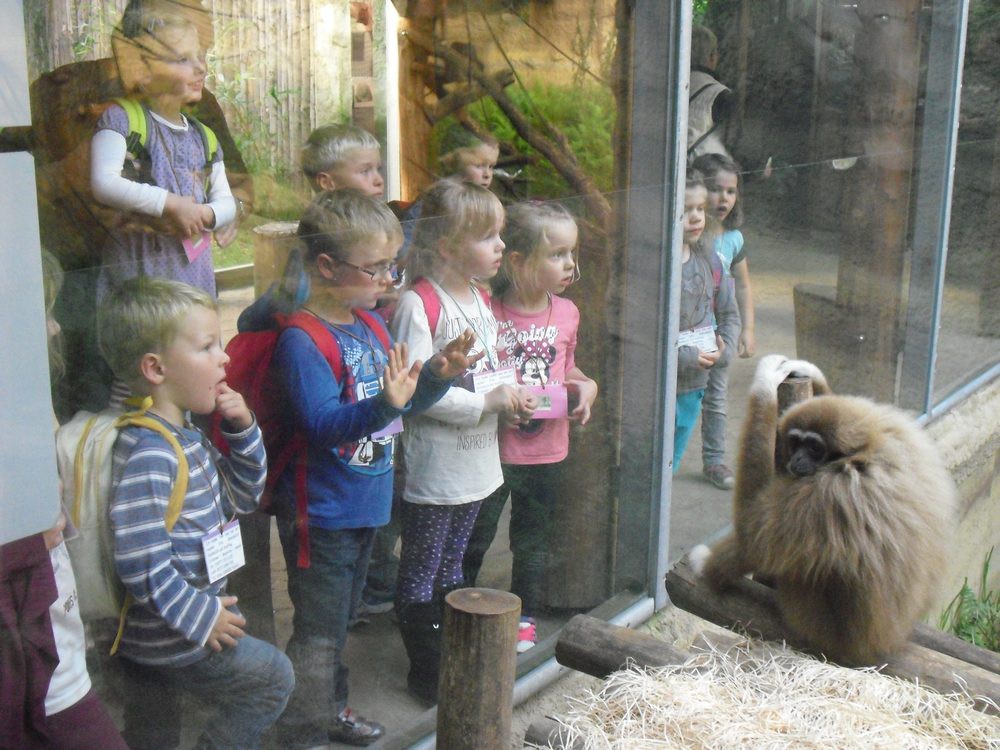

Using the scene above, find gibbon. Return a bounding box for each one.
[690,355,957,665]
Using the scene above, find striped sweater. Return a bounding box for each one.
[109,416,266,666]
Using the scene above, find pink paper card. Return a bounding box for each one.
[372,416,403,440]
[182,231,212,263]
[524,384,568,419]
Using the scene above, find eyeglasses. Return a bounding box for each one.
[337,259,400,282]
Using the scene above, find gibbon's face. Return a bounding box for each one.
[777,396,875,478]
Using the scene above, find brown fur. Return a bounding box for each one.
[698,364,957,665]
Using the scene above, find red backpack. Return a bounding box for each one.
[215,308,390,567]
[409,277,490,332]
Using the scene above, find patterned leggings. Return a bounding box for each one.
[396,500,483,607]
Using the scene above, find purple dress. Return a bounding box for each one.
[95,104,222,298]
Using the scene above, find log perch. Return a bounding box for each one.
[665,557,1000,714]
[555,614,692,679]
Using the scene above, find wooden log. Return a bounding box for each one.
[665,557,1000,714]
[252,221,299,298]
[911,623,1000,677]
[777,375,812,415]
[437,588,520,750]
[524,716,583,750]
[555,614,691,679]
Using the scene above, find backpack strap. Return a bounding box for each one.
[354,308,392,353]
[113,96,218,164]
[105,396,190,654]
[410,277,491,334]
[708,250,724,313]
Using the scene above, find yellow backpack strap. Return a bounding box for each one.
[113,97,149,151]
[109,399,190,654]
[70,414,101,528]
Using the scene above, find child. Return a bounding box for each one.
[390,178,533,702]
[270,189,478,747]
[0,252,125,750]
[463,201,598,651]
[98,277,293,749]
[302,123,385,198]
[393,128,501,266]
[90,6,237,299]
[674,171,739,471]
[692,152,756,489]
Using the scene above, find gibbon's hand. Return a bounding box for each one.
[688,544,711,577]
[382,342,422,409]
[751,355,827,398]
[427,329,483,380]
[215,383,253,430]
[163,193,208,238]
[783,359,827,390]
[206,596,246,651]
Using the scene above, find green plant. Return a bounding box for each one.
[938,547,1000,653]
[439,81,615,203]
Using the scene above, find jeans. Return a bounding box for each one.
[275,518,375,747]
[701,362,729,467]
[674,389,705,472]
[120,635,294,750]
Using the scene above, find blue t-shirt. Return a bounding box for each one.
[713,229,745,275]
[272,314,449,529]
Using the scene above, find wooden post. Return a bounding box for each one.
[437,588,520,750]
[777,375,812,415]
[252,221,299,298]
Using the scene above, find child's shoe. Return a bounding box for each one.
[517,616,537,653]
[703,463,735,490]
[328,708,384,747]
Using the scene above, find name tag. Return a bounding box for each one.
[182,231,212,263]
[372,416,403,440]
[677,325,718,353]
[472,367,518,393]
[202,519,245,583]
[522,384,568,419]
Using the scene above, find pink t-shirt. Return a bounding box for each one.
[492,294,579,465]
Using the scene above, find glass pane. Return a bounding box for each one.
[935,0,1000,402]
[8,0,649,744]
[670,1,994,550]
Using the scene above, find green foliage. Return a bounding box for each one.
[693,0,710,25]
[938,547,1000,654]
[444,81,614,202]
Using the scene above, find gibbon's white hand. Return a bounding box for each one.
[688,544,711,577]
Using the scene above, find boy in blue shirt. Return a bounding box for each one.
[271,189,478,747]
[98,277,294,749]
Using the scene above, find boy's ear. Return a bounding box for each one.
[316,172,336,192]
[316,253,338,280]
[139,352,166,385]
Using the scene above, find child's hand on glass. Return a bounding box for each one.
[162,193,209,238]
[382,342,422,409]
[567,378,598,425]
[207,595,246,651]
[216,383,253,430]
[427,329,484,380]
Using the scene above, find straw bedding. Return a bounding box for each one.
[546,643,1000,749]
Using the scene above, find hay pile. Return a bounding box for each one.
[547,643,1000,749]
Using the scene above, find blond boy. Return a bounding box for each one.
[301,123,385,197]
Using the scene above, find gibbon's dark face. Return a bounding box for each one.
[777,396,873,477]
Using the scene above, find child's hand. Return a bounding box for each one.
[511,387,538,425]
[484,384,521,420]
[697,338,723,370]
[207,596,246,652]
[382,342,422,409]
[214,221,239,248]
[567,378,598,425]
[216,383,253,430]
[42,512,67,550]
[163,194,208,238]
[738,329,756,358]
[427,329,484,380]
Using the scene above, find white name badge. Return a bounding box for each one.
[677,325,718,353]
[202,519,246,583]
[472,367,518,393]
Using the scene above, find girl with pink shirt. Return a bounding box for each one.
[462,201,598,652]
